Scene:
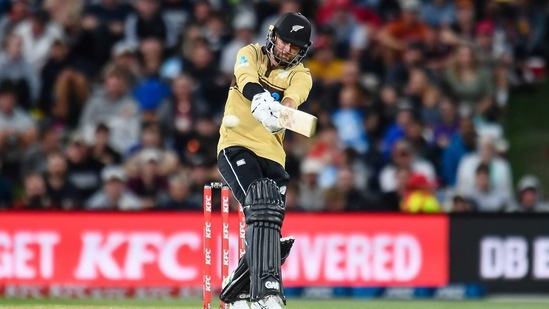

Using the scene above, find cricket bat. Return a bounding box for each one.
[279,105,317,137]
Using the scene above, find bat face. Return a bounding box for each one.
[279,105,317,137]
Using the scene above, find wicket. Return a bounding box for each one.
[203,182,246,309]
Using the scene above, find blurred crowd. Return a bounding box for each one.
[0,0,548,213]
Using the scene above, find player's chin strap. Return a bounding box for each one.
[219,237,295,304]
[243,178,286,302]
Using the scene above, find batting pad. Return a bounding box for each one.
[220,237,294,304]
[247,221,283,301]
[241,178,286,302]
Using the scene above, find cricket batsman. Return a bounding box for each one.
[216,12,313,309]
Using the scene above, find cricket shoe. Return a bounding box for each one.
[230,300,249,309]
[250,295,283,309]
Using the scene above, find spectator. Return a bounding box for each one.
[182,39,228,114]
[14,173,54,209]
[467,162,509,212]
[43,151,79,210]
[379,139,436,193]
[136,36,167,78]
[377,0,429,66]
[331,87,369,155]
[444,43,496,122]
[219,10,256,79]
[456,134,512,199]
[344,147,373,190]
[86,165,140,210]
[318,146,350,190]
[39,37,89,121]
[297,158,325,212]
[43,0,84,29]
[403,66,432,108]
[473,20,511,108]
[403,117,435,165]
[421,0,456,28]
[385,41,427,94]
[90,122,121,166]
[156,74,207,141]
[124,121,179,177]
[474,20,502,68]
[132,38,171,119]
[510,0,547,69]
[509,175,549,213]
[85,0,131,28]
[161,0,189,34]
[79,65,140,153]
[13,9,64,70]
[186,158,217,207]
[380,98,414,160]
[400,173,441,213]
[21,121,61,178]
[0,0,31,45]
[159,173,200,211]
[446,191,475,212]
[124,0,177,49]
[423,25,453,74]
[53,69,90,129]
[258,0,301,43]
[0,32,40,110]
[0,80,37,182]
[431,98,459,151]
[338,60,369,104]
[371,84,400,142]
[443,0,476,43]
[202,12,230,61]
[440,116,476,186]
[187,0,213,29]
[323,186,347,212]
[305,29,344,86]
[76,0,130,75]
[127,148,168,209]
[381,166,410,211]
[109,41,140,86]
[334,165,380,211]
[65,131,103,201]
[285,181,305,212]
[319,0,366,58]
[420,86,443,129]
[178,115,219,166]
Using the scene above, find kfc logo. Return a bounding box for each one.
[74,232,200,281]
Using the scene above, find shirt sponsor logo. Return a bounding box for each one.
[236,56,249,68]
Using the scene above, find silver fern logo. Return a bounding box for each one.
[290,25,304,32]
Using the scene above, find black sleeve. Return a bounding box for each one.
[242,82,265,101]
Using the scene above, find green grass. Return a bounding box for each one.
[504,83,549,193]
[0,298,548,309]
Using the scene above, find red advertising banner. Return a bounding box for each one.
[0,212,448,288]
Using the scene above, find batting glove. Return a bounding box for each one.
[251,91,274,123]
[262,104,284,134]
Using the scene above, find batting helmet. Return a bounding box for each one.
[266,12,312,68]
